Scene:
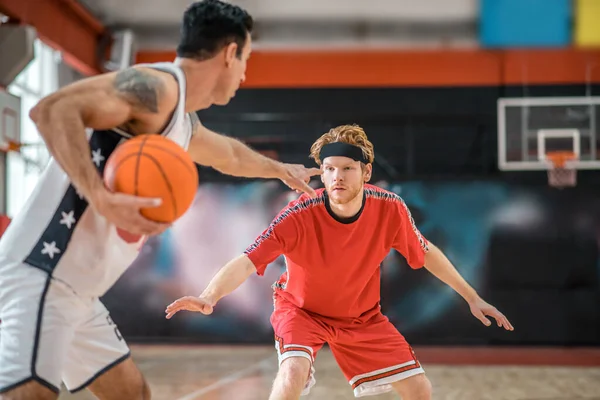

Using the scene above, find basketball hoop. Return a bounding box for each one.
[0,140,22,154]
[546,151,577,188]
[0,140,50,173]
[5,140,21,152]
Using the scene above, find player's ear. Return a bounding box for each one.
[364,163,372,182]
[224,42,238,67]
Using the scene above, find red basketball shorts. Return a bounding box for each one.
[271,296,425,398]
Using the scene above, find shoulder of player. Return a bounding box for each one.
[112,66,178,116]
[364,183,403,205]
[363,184,414,225]
[292,189,327,208]
[274,190,326,220]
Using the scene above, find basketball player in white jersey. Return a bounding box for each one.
[0,1,321,399]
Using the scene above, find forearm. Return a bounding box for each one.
[31,101,104,203]
[424,243,479,303]
[200,254,257,305]
[215,137,284,179]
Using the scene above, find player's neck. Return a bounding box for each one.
[176,58,221,111]
[327,189,364,219]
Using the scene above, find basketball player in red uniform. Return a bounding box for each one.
[166,124,514,399]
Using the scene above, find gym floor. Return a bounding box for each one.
[58,345,600,400]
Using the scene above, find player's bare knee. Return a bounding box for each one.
[276,357,311,389]
[391,373,432,400]
[278,356,311,379]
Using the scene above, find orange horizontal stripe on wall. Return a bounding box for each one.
[137,48,600,88]
[502,48,600,85]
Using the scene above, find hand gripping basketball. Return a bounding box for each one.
[92,190,169,238]
[102,134,199,240]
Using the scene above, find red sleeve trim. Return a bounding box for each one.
[364,187,429,253]
[244,195,325,256]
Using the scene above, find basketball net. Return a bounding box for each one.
[546,151,577,188]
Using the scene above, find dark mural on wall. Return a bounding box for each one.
[193,84,600,186]
[102,181,600,346]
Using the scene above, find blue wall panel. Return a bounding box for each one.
[480,0,571,47]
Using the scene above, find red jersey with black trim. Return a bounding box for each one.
[244,184,429,319]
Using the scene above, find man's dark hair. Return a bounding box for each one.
[177,0,253,61]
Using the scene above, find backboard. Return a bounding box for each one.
[497,96,600,171]
[0,88,21,152]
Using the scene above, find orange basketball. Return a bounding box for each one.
[103,134,199,223]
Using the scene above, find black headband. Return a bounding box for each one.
[319,142,369,164]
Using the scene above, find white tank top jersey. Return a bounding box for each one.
[0,62,196,298]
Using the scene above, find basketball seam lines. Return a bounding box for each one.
[143,153,178,221]
[134,136,151,196]
[108,153,142,186]
[132,142,197,177]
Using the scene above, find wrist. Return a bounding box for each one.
[271,161,287,180]
[199,291,219,306]
[463,288,480,304]
[87,181,109,210]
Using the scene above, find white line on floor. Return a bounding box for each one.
[175,357,273,400]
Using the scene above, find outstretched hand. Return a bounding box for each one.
[278,164,322,198]
[165,296,214,319]
[469,297,514,331]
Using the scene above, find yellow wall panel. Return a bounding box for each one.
[575,0,600,46]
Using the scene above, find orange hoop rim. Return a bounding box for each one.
[546,151,577,168]
[0,140,22,153]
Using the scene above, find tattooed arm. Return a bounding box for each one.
[29,67,176,235]
[30,67,171,204]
